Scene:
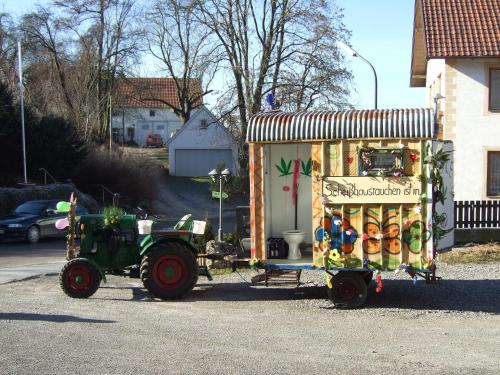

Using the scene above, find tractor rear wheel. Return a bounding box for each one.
[327,272,368,309]
[60,258,101,298]
[140,243,198,300]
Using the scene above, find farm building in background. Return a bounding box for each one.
[111,78,202,147]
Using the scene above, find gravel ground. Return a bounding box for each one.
[0,261,499,375]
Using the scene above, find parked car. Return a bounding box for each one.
[0,200,88,243]
[145,133,164,148]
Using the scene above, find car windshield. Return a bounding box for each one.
[14,202,47,215]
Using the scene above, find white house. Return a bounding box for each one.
[167,106,238,177]
[410,0,500,202]
[112,78,202,147]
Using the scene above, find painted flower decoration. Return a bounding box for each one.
[421,256,434,270]
[363,216,401,255]
[315,215,358,254]
[402,221,430,254]
[323,249,345,268]
[328,249,341,261]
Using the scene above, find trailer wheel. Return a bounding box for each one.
[141,243,198,300]
[363,271,373,285]
[60,258,101,298]
[328,272,368,309]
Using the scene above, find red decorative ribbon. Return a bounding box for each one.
[375,273,384,293]
[292,159,301,205]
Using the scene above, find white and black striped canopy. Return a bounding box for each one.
[246,108,435,143]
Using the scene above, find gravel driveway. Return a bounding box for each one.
[0,261,499,374]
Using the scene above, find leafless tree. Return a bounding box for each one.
[196,0,351,166]
[272,1,352,111]
[19,0,142,142]
[145,0,221,124]
[20,8,75,118]
[198,0,351,122]
[56,0,143,141]
[0,13,18,92]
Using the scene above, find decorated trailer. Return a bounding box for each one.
[246,108,453,308]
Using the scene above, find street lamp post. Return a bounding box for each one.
[209,168,231,241]
[337,41,378,109]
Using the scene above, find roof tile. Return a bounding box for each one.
[421,0,500,58]
[115,78,203,109]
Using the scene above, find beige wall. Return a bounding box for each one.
[425,58,500,200]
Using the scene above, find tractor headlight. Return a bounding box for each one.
[7,223,23,228]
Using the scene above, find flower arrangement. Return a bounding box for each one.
[103,206,124,228]
[249,258,265,269]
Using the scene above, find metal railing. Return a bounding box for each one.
[38,168,57,185]
[96,184,121,206]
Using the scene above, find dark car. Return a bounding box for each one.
[0,200,88,243]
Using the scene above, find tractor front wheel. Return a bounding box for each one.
[60,258,101,298]
[327,272,368,309]
[141,243,198,300]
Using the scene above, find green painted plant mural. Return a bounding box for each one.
[276,157,312,177]
[301,158,312,176]
[402,221,431,254]
[275,157,292,176]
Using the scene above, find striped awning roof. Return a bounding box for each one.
[246,108,435,143]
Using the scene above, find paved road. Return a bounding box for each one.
[154,175,249,235]
[0,239,66,284]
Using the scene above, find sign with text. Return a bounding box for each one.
[322,176,421,204]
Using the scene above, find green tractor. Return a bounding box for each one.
[59,212,210,299]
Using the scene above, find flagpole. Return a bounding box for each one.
[17,40,27,184]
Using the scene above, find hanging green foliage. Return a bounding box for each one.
[423,143,453,248]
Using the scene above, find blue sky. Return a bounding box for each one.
[337,0,425,109]
[1,0,425,110]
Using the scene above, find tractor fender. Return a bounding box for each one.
[140,236,198,258]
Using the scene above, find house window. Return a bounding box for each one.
[489,68,500,111]
[156,124,165,130]
[359,148,404,177]
[150,109,156,117]
[487,151,500,196]
[141,124,149,130]
[200,119,208,129]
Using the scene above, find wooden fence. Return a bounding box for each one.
[454,200,500,228]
